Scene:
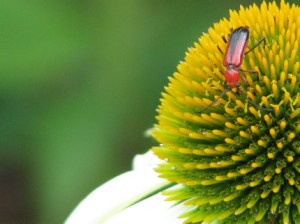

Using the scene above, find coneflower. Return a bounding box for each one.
[152,1,300,223]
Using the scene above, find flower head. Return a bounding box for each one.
[152,1,300,223]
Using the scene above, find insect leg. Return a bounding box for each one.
[237,88,273,111]
[244,37,265,54]
[240,74,249,85]
[240,69,260,81]
[195,88,231,114]
[221,35,227,44]
[217,45,223,54]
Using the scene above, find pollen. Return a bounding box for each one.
[151,0,300,223]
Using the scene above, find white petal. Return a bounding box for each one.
[65,151,168,224]
[132,150,162,170]
[104,191,194,224]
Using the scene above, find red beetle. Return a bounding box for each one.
[196,26,273,113]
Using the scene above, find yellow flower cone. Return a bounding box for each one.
[152,1,300,223]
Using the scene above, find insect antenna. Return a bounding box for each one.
[244,37,266,55]
[195,88,231,114]
[237,88,273,111]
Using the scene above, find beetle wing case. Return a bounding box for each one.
[223,26,249,67]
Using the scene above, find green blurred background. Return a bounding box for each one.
[0,0,289,223]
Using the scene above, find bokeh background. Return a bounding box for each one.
[0,0,290,223]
